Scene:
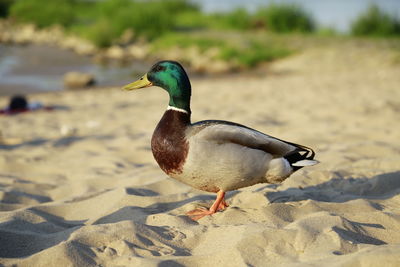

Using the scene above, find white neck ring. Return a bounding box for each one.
[167,106,189,114]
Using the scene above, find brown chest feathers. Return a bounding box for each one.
[151,109,190,175]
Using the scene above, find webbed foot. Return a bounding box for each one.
[186,207,216,221]
[186,190,228,221]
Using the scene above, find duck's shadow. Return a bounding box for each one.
[265,171,400,204]
[85,171,400,229]
[92,190,241,225]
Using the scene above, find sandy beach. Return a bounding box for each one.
[1,41,400,266]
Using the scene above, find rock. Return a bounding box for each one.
[127,44,149,60]
[93,52,110,65]
[0,21,14,43]
[60,36,81,50]
[105,45,126,60]
[0,31,12,43]
[35,26,65,44]
[207,60,233,74]
[13,24,36,44]
[60,36,97,56]
[192,58,233,74]
[186,46,202,62]
[63,72,96,89]
[162,47,185,62]
[191,57,211,73]
[74,41,97,56]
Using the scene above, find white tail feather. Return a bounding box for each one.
[292,159,319,167]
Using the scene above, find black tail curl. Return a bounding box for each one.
[284,144,316,171]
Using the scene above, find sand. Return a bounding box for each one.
[1,41,400,266]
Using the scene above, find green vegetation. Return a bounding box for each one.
[316,27,338,37]
[174,4,315,33]
[255,4,315,33]
[0,0,13,18]
[152,34,224,52]
[219,41,291,67]
[207,8,253,30]
[6,0,316,39]
[3,0,399,70]
[152,33,291,67]
[3,0,302,67]
[10,0,76,27]
[351,5,400,37]
[77,0,197,47]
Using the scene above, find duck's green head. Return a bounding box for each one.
[123,60,191,113]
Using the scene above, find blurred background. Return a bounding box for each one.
[0,0,399,96]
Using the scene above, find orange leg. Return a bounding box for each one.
[218,198,229,211]
[186,190,228,221]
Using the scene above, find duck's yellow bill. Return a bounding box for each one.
[123,73,153,90]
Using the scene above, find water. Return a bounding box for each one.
[0,44,148,96]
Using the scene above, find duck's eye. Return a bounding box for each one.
[154,65,165,72]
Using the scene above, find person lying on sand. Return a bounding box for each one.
[0,95,54,115]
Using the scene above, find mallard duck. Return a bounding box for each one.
[123,60,318,220]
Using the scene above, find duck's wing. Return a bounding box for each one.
[188,120,315,159]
